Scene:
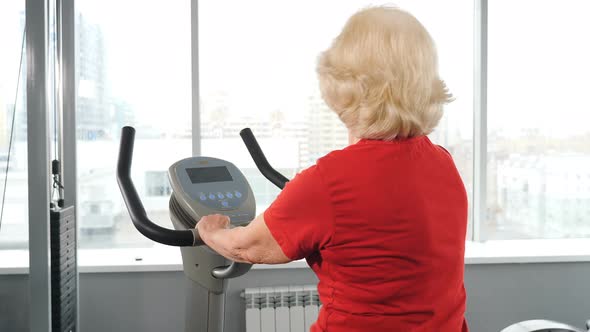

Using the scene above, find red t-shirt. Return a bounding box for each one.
[264,136,469,332]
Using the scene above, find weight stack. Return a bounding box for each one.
[50,206,77,332]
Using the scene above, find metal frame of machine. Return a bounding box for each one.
[117,126,288,332]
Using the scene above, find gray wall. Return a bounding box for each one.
[1,263,590,331]
[0,275,29,332]
[465,263,590,330]
[79,268,318,332]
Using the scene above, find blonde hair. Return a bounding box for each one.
[317,6,452,140]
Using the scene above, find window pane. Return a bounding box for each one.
[0,1,28,250]
[77,0,191,248]
[199,1,473,219]
[486,0,590,240]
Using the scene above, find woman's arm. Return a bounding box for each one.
[196,213,292,264]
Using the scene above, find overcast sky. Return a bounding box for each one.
[2,0,589,139]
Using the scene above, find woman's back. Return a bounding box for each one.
[265,135,468,331]
[316,136,467,331]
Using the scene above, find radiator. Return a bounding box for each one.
[243,285,321,332]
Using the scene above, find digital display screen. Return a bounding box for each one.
[186,166,233,184]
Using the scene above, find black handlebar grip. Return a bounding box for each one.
[117,126,202,247]
[239,128,289,189]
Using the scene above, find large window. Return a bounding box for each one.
[145,171,172,197]
[19,0,588,252]
[198,0,474,214]
[76,0,191,248]
[486,0,590,240]
[0,1,28,250]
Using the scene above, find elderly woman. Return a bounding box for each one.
[197,6,468,332]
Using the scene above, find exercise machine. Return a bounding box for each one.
[501,320,590,332]
[117,126,288,332]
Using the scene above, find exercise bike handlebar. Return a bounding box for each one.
[117,126,203,247]
[239,128,289,189]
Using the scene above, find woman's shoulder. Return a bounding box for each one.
[313,142,379,175]
[315,145,355,165]
[317,136,430,163]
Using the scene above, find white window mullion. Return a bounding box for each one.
[473,0,488,242]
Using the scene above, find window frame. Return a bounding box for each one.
[472,0,488,241]
[6,0,589,278]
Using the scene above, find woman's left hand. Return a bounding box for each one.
[194,213,291,264]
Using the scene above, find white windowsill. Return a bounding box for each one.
[464,239,590,264]
[2,239,590,275]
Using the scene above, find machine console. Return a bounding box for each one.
[168,157,256,226]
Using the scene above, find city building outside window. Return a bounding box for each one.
[2,0,589,253]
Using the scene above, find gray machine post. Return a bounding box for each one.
[117,126,287,332]
[168,156,256,294]
[167,156,256,332]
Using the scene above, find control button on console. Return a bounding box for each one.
[234,191,242,198]
[225,192,234,199]
[221,201,229,208]
[208,193,216,200]
[217,192,224,199]
[199,194,207,201]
